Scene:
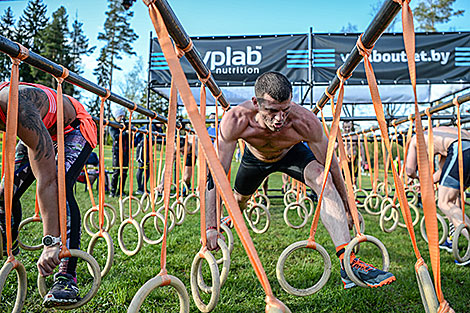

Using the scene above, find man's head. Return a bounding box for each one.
[114,107,126,122]
[253,72,292,132]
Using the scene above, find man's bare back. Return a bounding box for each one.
[423,126,470,156]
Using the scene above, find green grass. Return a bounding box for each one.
[1,146,469,313]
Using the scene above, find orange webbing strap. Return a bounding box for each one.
[356,32,422,261]
[357,134,363,189]
[182,133,189,181]
[191,135,196,193]
[402,117,414,185]
[393,124,401,174]
[148,118,155,212]
[84,169,97,208]
[396,5,451,308]
[308,66,351,243]
[157,135,165,186]
[295,180,301,202]
[119,128,124,199]
[198,82,208,245]
[349,136,356,186]
[381,139,390,197]
[148,3,277,299]
[372,131,379,193]
[1,133,5,177]
[128,129,137,217]
[3,45,28,261]
[54,65,72,258]
[453,98,466,226]
[143,131,148,192]
[426,109,435,175]
[98,90,111,231]
[175,128,181,198]
[214,96,221,232]
[160,81,178,272]
[362,131,374,187]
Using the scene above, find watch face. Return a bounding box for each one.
[43,236,53,246]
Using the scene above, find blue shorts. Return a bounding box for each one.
[439,140,470,190]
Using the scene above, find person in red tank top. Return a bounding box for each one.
[0,82,97,307]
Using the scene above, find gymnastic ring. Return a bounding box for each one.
[353,188,369,209]
[343,235,391,288]
[87,231,114,278]
[169,182,178,199]
[190,249,220,312]
[276,240,331,296]
[244,203,261,226]
[18,216,43,251]
[246,203,271,234]
[0,259,27,313]
[404,187,418,205]
[217,224,234,264]
[198,238,230,292]
[283,202,309,230]
[379,197,394,219]
[153,188,164,206]
[140,192,151,214]
[415,262,439,313]
[379,203,399,233]
[398,202,420,228]
[452,223,470,263]
[179,179,189,196]
[364,193,383,215]
[253,193,270,211]
[183,192,200,215]
[171,198,186,226]
[419,213,448,245]
[283,189,297,206]
[377,182,393,196]
[84,206,111,237]
[127,274,190,313]
[155,205,176,234]
[140,212,165,245]
[117,218,143,257]
[299,196,314,217]
[38,249,101,309]
[121,195,142,219]
[88,203,117,229]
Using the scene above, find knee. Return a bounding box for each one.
[234,191,250,207]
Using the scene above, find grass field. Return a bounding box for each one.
[1,145,469,313]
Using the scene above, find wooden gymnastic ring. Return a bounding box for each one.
[139,192,151,214]
[354,188,369,209]
[0,259,27,313]
[364,193,383,215]
[84,207,111,237]
[404,187,418,205]
[419,213,448,245]
[253,193,270,210]
[377,182,392,195]
[452,223,470,263]
[127,274,190,313]
[299,196,314,217]
[415,263,439,313]
[398,202,420,228]
[190,249,220,312]
[246,203,271,234]
[140,212,165,245]
[283,190,297,206]
[183,192,200,215]
[198,238,230,292]
[276,240,331,296]
[379,197,394,218]
[87,231,114,278]
[283,202,309,230]
[171,198,186,226]
[18,216,43,251]
[89,203,117,230]
[155,205,176,234]
[379,203,399,233]
[117,218,143,257]
[217,224,234,264]
[244,203,261,226]
[120,195,142,219]
[38,249,101,309]
[153,188,164,206]
[343,235,390,288]
[169,182,178,199]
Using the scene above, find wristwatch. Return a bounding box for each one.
[42,235,61,247]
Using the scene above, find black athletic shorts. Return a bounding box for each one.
[234,142,316,196]
[440,140,470,190]
[185,153,193,166]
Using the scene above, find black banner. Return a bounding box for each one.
[149,32,470,86]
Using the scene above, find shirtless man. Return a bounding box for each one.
[205,72,395,288]
[405,126,470,264]
[0,82,97,306]
[342,121,366,183]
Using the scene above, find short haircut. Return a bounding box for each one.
[255,72,292,102]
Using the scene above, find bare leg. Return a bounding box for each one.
[234,190,252,212]
[303,160,350,247]
[438,185,470,239]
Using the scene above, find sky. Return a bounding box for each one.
[1,0,470,100]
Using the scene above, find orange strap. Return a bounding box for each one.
[1,133,5,178]
[357,134,363,189]
[191,135,196,193]
[362,131,373,186]
[84,168,96,207]
[148,119,156,212]
[349,136,356,186]
[148,2,276,298]
[128,129,136,217]
[198,83,208,244]
[98,90,111,231]
[175,128,181,198]
[157,135,165,187]
[119,128,124,199]
[453,98,466,225]
[372,131,379,192]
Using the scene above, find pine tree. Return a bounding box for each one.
[0,7,16,80]
[94,0,138,119]
[414,0,464,32]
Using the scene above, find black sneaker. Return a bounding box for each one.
[341,258,396,289]
[43,273,81,308]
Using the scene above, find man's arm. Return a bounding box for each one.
[405,137,418,181]
[433,155,446,184]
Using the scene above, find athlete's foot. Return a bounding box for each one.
[43,273,81,308]
[341,258,396,289]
